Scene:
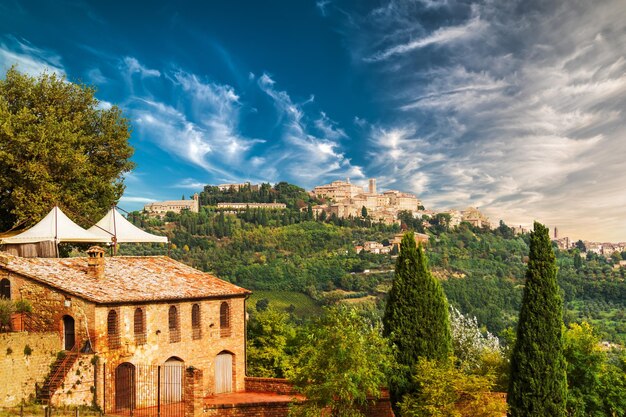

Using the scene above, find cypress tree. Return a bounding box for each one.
[383,232,452,410]
[508,222,567,417]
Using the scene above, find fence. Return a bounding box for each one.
[103,363,186,417]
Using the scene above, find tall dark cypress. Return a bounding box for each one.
[508,222,567,417]
[383,232,452,410]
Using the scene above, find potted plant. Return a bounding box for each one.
[0,299,15,332]
[11,299,32,332]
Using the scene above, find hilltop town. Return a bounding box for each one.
[143,178,626,261]
[144,177,491,227]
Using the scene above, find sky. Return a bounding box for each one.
[0,0,625,242]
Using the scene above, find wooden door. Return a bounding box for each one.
[63,315,75,350]
[214,353,233,394]
[162,357,184,402]
[115,363,135,411]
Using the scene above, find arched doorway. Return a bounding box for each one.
[214,352,233,394]
[163,357,184,403]
[62,315,75,351]
[115,362,136,411]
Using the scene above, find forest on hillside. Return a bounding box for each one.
[119,183,626,344]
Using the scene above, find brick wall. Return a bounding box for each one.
[244,377,297,395]
[204,401,294,417]
[203,400,393,417]
[0,332,59,406]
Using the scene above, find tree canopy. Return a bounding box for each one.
[508,222,567,417]
[288,305,392,417]
[0,67,134,230]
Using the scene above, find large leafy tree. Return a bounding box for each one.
[507,222,567,417]
[0,67,134,230]
[288,305,392,417]
[383,232,452,410]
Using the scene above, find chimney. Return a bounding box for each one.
[86,246,106,279]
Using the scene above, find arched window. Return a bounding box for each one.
[169,306,180,343]
[107,310,120,349]
[134,308,146,345]
[191,304,201,340]
[220,302,230,338]
[0,279,10,299]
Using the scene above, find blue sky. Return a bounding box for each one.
[1,0,625,241]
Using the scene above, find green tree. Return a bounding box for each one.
[383,232,452,411]
[361,205,368,218]
[507,222,567,417]
[288,305,392,417]
[0,67,134,229]
[563,322,604,416]
[399,357,507,417]
[247,307,295,378]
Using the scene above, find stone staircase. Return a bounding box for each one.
[37,347,79,404]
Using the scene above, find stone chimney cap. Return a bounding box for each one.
[87,246,105,257]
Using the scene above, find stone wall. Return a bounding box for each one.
[0,332,59,406]
[94,296,247,406]
[1,268,96,350]
[50,354,96,407]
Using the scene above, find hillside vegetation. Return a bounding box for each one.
[120,183,626,343]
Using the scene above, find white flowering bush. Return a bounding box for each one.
[450,306,502,373]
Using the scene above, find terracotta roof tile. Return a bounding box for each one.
[1,253,250,304]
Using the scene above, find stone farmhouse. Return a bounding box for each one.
[0,247,250,412]
[144,193,200,216]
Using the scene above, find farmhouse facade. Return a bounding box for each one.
[0,248,249,410]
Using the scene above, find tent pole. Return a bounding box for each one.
[112,205,118,256]
[54,206,59,258]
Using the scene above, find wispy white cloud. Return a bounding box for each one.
[119,196,158,204]
[366,16,486,62]
[0,36,65,76]
[121,56,161,78]
[316,0,331,16]
[356,0,626,240]
[87,67,107,84]
[173,178,207,189]
[257,73,365,187]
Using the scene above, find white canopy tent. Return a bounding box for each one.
[88,207,168,243]
[0,206,110,244]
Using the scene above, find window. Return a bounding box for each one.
[191,304,201,340]
[220,302,230,338]
[169,306,180,343]
[0,279,10,299]
[107,310,120,349]
[134,308,146,345]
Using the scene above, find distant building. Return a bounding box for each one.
[313,178,364,201]
[312,178,420,224]
[391,232,430,252]
[512,225,530,235]
[216,182,259,192]
[144,193,199,216]
[461,207,491,228]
